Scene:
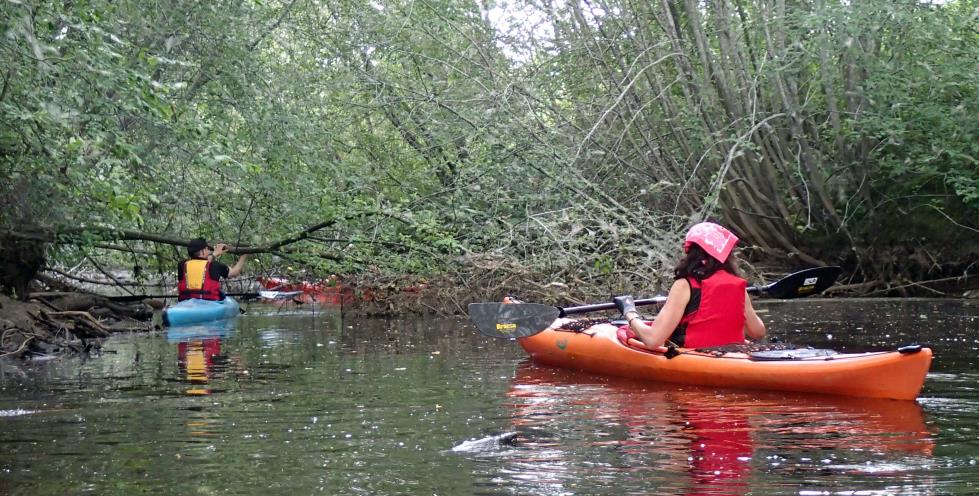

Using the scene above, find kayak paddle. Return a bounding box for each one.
[468,302,561,340]
[468,266,841,340]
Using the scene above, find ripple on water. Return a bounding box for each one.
[0,409,39,417]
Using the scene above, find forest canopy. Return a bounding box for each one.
[2,0,977,302]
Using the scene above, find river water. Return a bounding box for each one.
[0,298,976,495]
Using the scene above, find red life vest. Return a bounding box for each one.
[670,270,746,348]
[177,258,223,301]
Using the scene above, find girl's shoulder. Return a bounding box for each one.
[669,277,692,293]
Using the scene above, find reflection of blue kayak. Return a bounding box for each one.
[165,318,236,342]
[163,297,240,327]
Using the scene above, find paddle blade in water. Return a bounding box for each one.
[762,266,841,299]
[468,302,560,339]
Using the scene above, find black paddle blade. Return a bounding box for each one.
[761,266,841,299]
[468,302,560,340]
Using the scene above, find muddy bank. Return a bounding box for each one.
[0,267,568,357]
[0,294,156,359]
[313,269,591,317]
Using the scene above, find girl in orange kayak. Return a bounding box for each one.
[615,222,766,348]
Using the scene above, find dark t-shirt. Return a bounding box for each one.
[178,258,230,282]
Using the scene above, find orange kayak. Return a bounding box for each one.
[518,320,932,400]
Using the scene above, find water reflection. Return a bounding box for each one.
[678,393,752,493]
[2,300,972,494]
[167,322,237,396]
[499,363,936,494]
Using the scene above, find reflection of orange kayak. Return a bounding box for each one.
[509,364,934,456]
[497,364,934,496]
[518,322,932,400]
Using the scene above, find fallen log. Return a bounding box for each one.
[44,311,111,338]
[30,292,157,319]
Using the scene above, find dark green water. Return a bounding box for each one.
[1,299,977,495]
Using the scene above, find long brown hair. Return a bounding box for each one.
[674,244,742,281]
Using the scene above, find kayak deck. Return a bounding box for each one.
[517,322,932,400]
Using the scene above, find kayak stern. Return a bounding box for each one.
[163,297,241,327]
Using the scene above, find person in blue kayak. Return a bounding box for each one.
[615,222,766,348]
[177,238,248,301]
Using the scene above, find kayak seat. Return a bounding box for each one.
[616,325,670,354]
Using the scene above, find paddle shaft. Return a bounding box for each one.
[106,292,261,302]
[555,266,838,317]
[558,285,767,316]
[558,296,666,316]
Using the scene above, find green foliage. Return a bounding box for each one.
[1,0,977,294]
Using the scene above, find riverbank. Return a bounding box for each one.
[0,266,582,358]
[4,266,977,358]
[0,294,156,359]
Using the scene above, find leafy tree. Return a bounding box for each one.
[2,0,977,301]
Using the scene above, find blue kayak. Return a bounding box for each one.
[163,297,241,327]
